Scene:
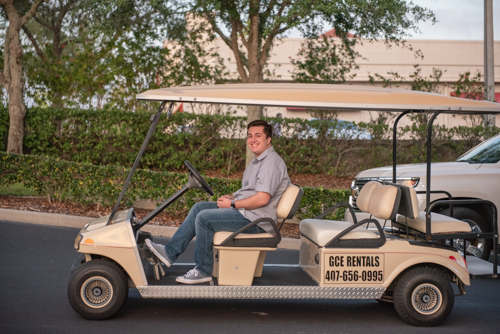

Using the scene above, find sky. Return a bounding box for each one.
[412,0,500,40]
[285,0,500,41]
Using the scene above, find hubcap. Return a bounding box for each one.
[81,276,113,308]
[411,283,442,315]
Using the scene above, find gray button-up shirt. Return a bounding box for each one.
[233,146,290,232]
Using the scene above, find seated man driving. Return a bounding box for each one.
[146,119,290,284]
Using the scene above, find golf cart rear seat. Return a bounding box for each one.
[393,184,471,234]
[212,184,304,286]
[300,181,400,248]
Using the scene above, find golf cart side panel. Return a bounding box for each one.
[78,244,145,287]
[79,219,134,248]
[77,215,147,287]
[300,236,470,288]
[300,237,391,288]
[382,244,471,286]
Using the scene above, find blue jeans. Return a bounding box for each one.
[163,202,264,276]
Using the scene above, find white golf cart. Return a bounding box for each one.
[68,84,499,326]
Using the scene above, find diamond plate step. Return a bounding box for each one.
[467,256,500,278]
[137,285,385,299]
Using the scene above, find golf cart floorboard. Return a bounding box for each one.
[467,256,500,278]
[139,264,386,300]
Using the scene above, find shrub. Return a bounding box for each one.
[1,106,497,177]
[0,152,349,219]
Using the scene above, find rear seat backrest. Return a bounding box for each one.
[408,187,419,218]
[357,181,401,220]
[386,182,419,219]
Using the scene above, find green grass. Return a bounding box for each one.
[0,183,39,196]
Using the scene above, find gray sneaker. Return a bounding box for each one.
[176,267,212,284]
[145,239,172,267]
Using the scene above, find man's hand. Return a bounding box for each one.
[217,196,232,208]
[217,194,234,208]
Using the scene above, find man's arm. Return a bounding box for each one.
[217,192,270,209]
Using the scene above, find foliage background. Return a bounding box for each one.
[0,152,349,220]
[1,106,498,178]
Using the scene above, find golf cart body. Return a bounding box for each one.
[68,83,500,326]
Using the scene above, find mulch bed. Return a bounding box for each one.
[206,170,352,190]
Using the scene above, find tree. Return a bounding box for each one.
[21,0,169,110]
[451,71,486,127]
[21,0,84,109]
[290,34,360,84]
[0,0,44,154]
[185,0,435,163]
[290,36,361,84]
[20,1,226,111]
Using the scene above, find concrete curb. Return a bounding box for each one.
[0,208,301,250]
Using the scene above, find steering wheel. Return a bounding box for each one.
[184,161,214,196]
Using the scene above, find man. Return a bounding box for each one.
[146,120,290,284]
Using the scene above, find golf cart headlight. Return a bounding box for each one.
[395,177,420,188]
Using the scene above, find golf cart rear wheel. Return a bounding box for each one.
[393,267,454,327]
[68,259,128,320]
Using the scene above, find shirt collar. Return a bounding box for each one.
[253,146,274,163]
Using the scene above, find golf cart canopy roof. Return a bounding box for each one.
[137,83,500,113]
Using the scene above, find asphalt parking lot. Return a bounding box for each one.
[1,220,499,334]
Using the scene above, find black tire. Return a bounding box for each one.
[393,267,454,327]
[67,259,128,320]
[440,207,493,260]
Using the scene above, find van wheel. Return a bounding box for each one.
[68,259,128,320]
[393,267,454,327]
[440,207,492,260]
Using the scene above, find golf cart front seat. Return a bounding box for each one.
[212,184,303,286]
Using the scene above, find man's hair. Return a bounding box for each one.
[247,120,273,138]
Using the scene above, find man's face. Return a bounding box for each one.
[247,126,271,157]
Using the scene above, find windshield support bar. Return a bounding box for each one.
[134,186,189,233]
[107,101,174,225]
[425,110,444,237]
[392,110,414,182]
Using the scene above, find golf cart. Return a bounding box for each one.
[68,83,499,326]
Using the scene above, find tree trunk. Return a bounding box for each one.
[243,1,265,165]
[1,0,43,154]
[5,16,26,154]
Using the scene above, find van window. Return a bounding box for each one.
[457,135,500,163]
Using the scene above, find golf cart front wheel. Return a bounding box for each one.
[393,267,454,327]
[68,259,128,320]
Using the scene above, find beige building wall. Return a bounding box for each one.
[187,37,500,128]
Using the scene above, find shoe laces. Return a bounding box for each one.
[184,267,200,278]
